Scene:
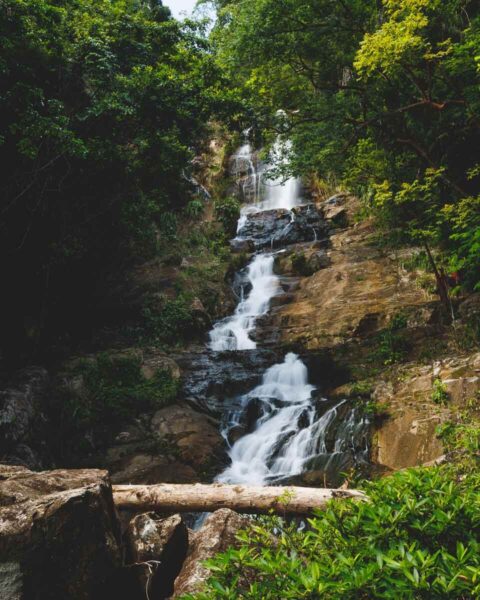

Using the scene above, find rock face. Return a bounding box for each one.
[0,465,122,600]
[0,367,51,469]
[176,348,278,416]
[127,513,188,599]
[371,352,480,470]
[172,509,249,598]
[237,204,328,250]
[106,402,226,485]
[263,214,439,350]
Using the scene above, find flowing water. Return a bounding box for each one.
[208,136,369,487]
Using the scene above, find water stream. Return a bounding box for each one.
[208,137,369,487]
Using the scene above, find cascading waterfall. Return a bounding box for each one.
[208,254,279,351]
[217,354,369,486]
[206,134,369,487]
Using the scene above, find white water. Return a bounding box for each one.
[207,135,368,487]
[218,353,317,485]
[210,135,303,351]
[235,138,302,234]
[209,254,279,351]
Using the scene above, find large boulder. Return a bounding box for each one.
[127,513,189,600]
[172,509,249,598]
[0,465,122,600]
[237,204,328,250]
[0,367,51,469]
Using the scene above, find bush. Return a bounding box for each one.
[189,467,480,599]
[142,295,197,345]
[215,196,241,236]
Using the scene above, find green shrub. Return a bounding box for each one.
[142,294,197,345]
[188,467,480,599]
[370,313,410,366]
[215,196,241,236]
[432,379,450,405]
[66,352,178,425]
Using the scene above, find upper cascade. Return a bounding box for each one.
[209,135,304,351]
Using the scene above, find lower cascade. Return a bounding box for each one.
[217,353,370,486]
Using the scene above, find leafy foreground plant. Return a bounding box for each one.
[187,467,480,599]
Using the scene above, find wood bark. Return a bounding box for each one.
[112,483,366,516]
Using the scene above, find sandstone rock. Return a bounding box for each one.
[0,465,122,599]
[151,403,224,469]
[371,352,480,470]
[172,509,249,597]
[108,453,198,485]
[0,367,50,469]
[127,513,188,599]
[267,219,439,350]
[323,204,348,227]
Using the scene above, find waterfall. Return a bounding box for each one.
[209,254,279,351]
[205,134,369,488]
[217,354,369,486]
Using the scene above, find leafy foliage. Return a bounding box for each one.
[210,0,480,292]
[0,0,229,362]
[188,467,480,599]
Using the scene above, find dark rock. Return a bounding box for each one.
[237,204,328,250]
[127,513,188,600]
[0,465,122,600]
[172,509,249,598]
[229,238,254,253]
[459,293,480,320]
[0,367,51,469]
[174,348,277,416]
[307,249,331,272]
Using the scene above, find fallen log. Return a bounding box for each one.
[112,483,366,516]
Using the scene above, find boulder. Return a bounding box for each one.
[0,465,122,600]
[0,367,51,469]
[151,403,225,469]
[172,509,249,598]
[237,204,328,250]
[127,513,188,600]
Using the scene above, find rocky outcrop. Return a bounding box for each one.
[0,367,51,469]
[172,509,249,598]
[127,513,188,599]
[0,465,122,600]
[370,352,480,470]
[237,204,328,250]
[264,215,439,350]
[106,402,226,484]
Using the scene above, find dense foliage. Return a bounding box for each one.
[208,0,480,293]
[188,467,480,599]
[0,0,227,363]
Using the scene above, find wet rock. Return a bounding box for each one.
[230,238,255,253]
[172,509,249,598]
[175,348,277,416]
[0,367,51,469]
[127,513,188,600]
[0,465,122,600]
[237,204,328,250]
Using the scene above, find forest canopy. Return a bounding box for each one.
[208,0,480,292]
[0,0,231,361]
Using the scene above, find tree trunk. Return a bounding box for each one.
[112,483,366,516]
